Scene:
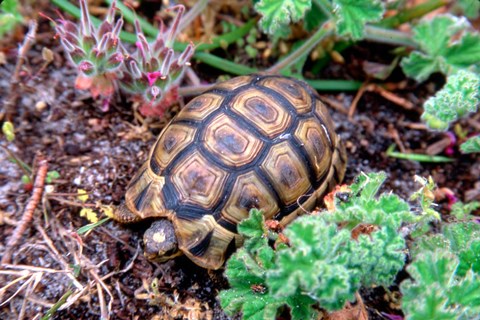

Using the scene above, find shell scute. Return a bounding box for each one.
[223,171,280,225]
[294,118,333,182]
[171,151,228,209]
[230,88,292,139]
[258,77,313,114]
[203,113,264,168]
[176,93,224,121]
[261,141,311,205]
[150,123,195,174]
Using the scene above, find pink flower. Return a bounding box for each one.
[147,71,161,86]
[445,132,457,156]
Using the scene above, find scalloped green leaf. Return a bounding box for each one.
[455,0,480,19]
[267,217,354,311]
[349,227,406,286]
[461,136,480,154]
[334,0,385,40]
[254,0,312,38]
[401,250,480,319]
[401,15,480,82]
[421,70,479,131]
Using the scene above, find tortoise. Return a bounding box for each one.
[112,75,347,269]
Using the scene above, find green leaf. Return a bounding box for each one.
[461,136,480,154]
[402,250,480,319]
[444,33,480,69]
[450,201,480,219]
[402,223,480,319]
[41,290,73,320]
[46,170,61,183]
[349,227,406,286]
[400,52,441,84]
[349,171,386,200]
[254,0,312,38]
[421,70,480,131]
[238,209,267,239]
[2,121,15,142]
[401,251,458,318]
[455,0,480,19]
[334,0,385,40]
[442,222,480,254]
[412,15,467,56]
[304,1,328,31]
[457,240,480,277]
[401,15,480,81]
[267,217,354,311]
[0,0,24,37]
[77,217,110,235]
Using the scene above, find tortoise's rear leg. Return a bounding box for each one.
[111,202,141,223]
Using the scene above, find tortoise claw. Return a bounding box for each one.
[112,202,141,223]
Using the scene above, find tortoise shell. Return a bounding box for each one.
[123,75,347,269]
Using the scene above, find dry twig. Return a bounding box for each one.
[1,155,48,265]
[349,83,415,119]
[1,20,37,121]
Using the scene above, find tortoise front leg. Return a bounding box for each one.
[111,202,141,223]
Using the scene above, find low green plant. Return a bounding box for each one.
[454,0,480,19]
[53,0,124,108]
[1,121,60,187]
[0,0,23,37]
[460,136,480,154]
[421,70,479,131]
[399,15,480,153]
[254,0,384,41]
[219,172,434,319]
[401,15,480,82]
[401,222,480,319]
[51,0,194,117]
[254,0,313,39]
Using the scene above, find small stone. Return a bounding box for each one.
[35,101,48,112]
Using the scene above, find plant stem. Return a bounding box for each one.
[179,83,215,96]
[51,0,255,52]
[2,20,37,121]
[311,0,448,74]
[386,144,454,163]
[364,25,417,48]
[306,79,362,91]
[178,0,209,33]
[379,0,450,28]
[312,0,333,18]
[105,0,158,37]
[194,52,258,75]
[267,21,335,74]
[0,144,33,177]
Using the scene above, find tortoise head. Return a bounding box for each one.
[143,219,182,261]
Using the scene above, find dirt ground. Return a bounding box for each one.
[1,4,479,320]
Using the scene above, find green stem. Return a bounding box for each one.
[306,80,362,91]
[379,0,450,28]
[52,0,255,52]
[194,52,258,75]
[311,0,448,74]
[0,144,33,177]
[386,144,454,163]
[268,21,334,74]
[364,25,418,48]
[105,0,158,37]
[313,0,333,18]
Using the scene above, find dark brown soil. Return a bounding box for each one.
[1,5,479,320]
